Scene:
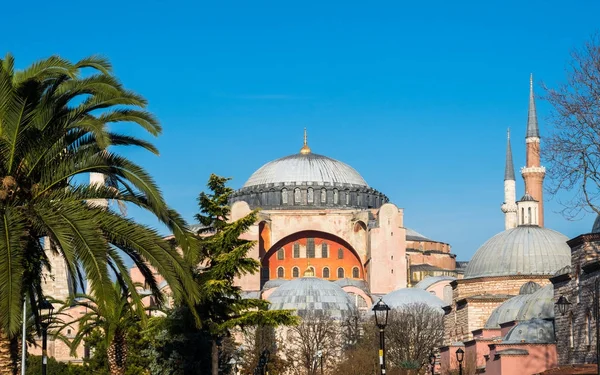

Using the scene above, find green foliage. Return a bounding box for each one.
[0,52,198,340]
[194,174,297,335]
[25,355,88,375]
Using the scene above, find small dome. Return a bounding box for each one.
[503,318,555,344]
[414,276,456,290]
[485,284,554,328]
[267,277,357,319]
[464,226,570,279]
[519,281,541,295]
[520,193,537,202]
[381,288,446,313]
[243,153,368,188]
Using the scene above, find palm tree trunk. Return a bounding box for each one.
[0,331,20,375]
[211,339,219,375]
[107,331,127,375]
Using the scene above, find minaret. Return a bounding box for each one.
[501,129,518,229]
[89,172,109,209]
[41,237,73,301]
[521,74,546,227]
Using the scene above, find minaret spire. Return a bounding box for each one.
[521,74,546,227]
[504,128,515,181]
[526,73,539,138]
[300,128,311,154]
[502,129,518,230]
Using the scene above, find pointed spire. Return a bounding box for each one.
[300,127,312,154]
[505,128,515,181]
[526,73,539,138]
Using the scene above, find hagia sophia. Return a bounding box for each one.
[38,76,600,375]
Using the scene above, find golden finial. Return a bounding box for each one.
[300,128,311,155]
[303,261,315,277]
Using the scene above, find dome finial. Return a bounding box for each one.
[300,128,311,155]
[303,261,315,277]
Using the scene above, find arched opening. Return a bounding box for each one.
[321,243,328,258]
[337,267,345,279]
[322,267,330,278]
[307,187,314,203]
[281,188,288,204]
[352,267,359,279]
[292,267,299,278]
[321,189,326,203]
[333,189,339,204]
[294,188,301,204]
[277,267,284,278]
[277,248,284,260]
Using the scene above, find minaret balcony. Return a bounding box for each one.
[520,166,546,174]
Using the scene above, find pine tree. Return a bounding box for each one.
[194,174,297,375]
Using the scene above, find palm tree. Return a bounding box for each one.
[59,283,144,375]
[0,54,198,374]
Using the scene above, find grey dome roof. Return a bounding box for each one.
[267,277,357,319]
[485,284,554,328]
[334,278,370,294]
[464,226,570,279]
[414,276,456,290]
[243,153,368,188]
[519,281,541,295]
[381,288,445,313]
[503,318,555,344]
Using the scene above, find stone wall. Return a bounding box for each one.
[553,233,600,366]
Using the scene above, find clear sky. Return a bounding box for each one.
[3,0,600,261]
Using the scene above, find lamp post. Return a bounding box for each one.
[429,352,436,375]
[556,283,600,375]
[39,300,54,375]
[372,299,390,375]
[455,348,464,375]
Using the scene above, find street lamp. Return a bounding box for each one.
[39,300,54,375]
[429,352,436,375]
[555,295,571,315]
[455,348,464,375]
[372,299,390,375]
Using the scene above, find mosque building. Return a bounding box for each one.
[224,129,461,310]
[439,76,572,375]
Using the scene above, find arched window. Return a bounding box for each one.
[322,267,330,278]
[521,207,524,224]
[307,188,314,203]
[338,248,344,259]
[587,313,592,345]
[333,189,339,204]
[569,313,574,348]
[321,243,328,258]
[357,194,362,206]
[321,189,327,203]
[345,191,350,205]
[277,267,284,278]
[352,267,359,279]
[277,248,284,260]
[292,267,299,278]
[337,267,345,279]
[294,188,301,203]
[281,188,288,204]
[306,238,315,258]
[293,243,300,258]
[528,207,532,224]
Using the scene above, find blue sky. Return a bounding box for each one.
[3,0,600,260]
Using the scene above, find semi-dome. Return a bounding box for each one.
[485,283,553,328]
[380,288,446,313]
[503,318,556,344]
[243,153,368,188]
[267,277,357,319]
[464,226,570,279]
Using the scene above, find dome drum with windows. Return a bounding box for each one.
[229,129,388,209]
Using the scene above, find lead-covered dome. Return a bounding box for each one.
[380,288,446,313]
[230,135,388,210]
[267,277,357,319]
[243,153,368,188]
[464,226,570,279]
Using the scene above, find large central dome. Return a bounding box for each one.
[243,153,368,188]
